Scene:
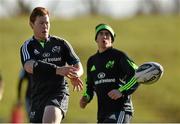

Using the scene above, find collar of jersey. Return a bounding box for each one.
[32,35,50,43]
[97,47,113,55]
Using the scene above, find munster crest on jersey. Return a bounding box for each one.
[52,46,61,53]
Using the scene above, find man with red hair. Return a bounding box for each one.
[20,7,83,123]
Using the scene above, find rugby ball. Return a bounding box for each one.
[135,62,164,84]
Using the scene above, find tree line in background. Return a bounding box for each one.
[0,0,180,18]
[137,0,180,15]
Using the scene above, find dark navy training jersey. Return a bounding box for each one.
[83,47,139,120]
[20,35,80,108]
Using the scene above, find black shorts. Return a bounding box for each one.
[29,93,69,123]
[98,111,132,123]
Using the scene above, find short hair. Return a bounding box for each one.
[30,7,49,23]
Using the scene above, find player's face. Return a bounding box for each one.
[96,30,112,53]
[30,15,50,40]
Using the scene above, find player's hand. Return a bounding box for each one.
[107,89,123,100]
[70,77,83,91]
[80,96,89,109]
[56,66,78,78]
[24,60,36,74]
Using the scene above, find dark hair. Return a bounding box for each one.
[30,7,49,23]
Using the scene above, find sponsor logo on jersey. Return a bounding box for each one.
[52,46,61,53]
[94,78,116,85]
[42,52,50,57]
[90,65,96,72]
[34,49,40,55]
[30,111,35,119]
[109,114,116,120]
[95,72,116,85]
[97,72,105,79]
[42,57,62,62]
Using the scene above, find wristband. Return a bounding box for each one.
[33,60,57,80]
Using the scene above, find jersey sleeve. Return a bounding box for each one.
[20,41,35,66]
[63,40,80,65]
[118,53,139,95]
[82,58,95,102]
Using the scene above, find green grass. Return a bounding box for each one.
[0,15,180,122]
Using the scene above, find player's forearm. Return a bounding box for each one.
[73,62,84,77]
[24,60,57,78]
[82,86,94,103]
[24,60,36,74]
[24,60,83,79]
[119,80,139,95]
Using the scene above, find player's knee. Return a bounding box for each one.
[42,106,63,123]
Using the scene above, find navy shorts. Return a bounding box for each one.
[30,93,69,123]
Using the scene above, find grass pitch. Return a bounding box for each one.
[0,15,180,122]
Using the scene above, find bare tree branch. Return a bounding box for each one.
[17,0,31,15]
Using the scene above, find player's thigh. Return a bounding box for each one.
[46,93,69,118]
[42,105,63,123]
